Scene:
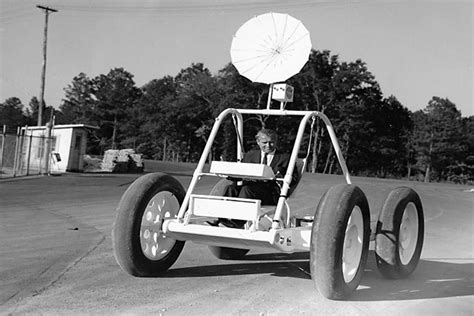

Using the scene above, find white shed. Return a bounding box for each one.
[22,124,98,173]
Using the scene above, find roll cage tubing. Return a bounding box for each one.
[177,108,352,228]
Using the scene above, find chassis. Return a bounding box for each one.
[112,106,424,300]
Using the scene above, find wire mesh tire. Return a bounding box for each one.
[112,172,186,276]
[375,187,424,279]
[310,184,370,300]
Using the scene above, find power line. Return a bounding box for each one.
[38,1,362,14]
[1,1,391,22]
[0,12,37,23]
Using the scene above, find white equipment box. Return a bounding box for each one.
[190,194,261,221]
[209,161,275,180]
[272,83,294,102]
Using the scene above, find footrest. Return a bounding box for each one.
[163,220,276,249]
[162,220,312,252]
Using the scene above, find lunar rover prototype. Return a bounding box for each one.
[112,13,424,300]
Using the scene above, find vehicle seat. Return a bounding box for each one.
[288,158,306,197]
[259,158,306,212]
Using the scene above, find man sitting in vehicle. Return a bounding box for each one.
[209,128,298,228]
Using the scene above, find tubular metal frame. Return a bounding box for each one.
[176,108,351,229]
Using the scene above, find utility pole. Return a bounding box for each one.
[37,5,57,126]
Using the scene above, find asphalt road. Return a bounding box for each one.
[1,162,472,315]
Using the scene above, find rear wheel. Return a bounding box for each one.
[112,173,186,276]
[208,178,250,260]
[310,184,370,300]
[375,187,424,279]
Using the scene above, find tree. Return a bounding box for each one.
[26,97,40,125]
[0,97,27,131]
[39,51,469,182]
[215,63,270,160]
[369,96,412,177]
[24,96,57,126]
[321,58,384,176]
[411,97,464,182]
[134,76,177,159]
[290,50,339,172]
[92,68,142,151]
[448,116,474,183]
[60,73,95,124]
[170,63,220,162]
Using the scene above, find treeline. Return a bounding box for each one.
[1,50,472,183]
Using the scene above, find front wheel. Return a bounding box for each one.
[310,184,370,300]
[375,187,424,279]
[112,172,186,276]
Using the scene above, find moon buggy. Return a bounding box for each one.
[112,12,424,300]
[112,86,424,300]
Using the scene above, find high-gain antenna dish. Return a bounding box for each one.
[230,12,312,85]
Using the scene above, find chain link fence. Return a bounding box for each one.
[0,131,53,179]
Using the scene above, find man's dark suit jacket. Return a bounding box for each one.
[242,149,292,179]
[226,149,298,203]
[222,149,298,225]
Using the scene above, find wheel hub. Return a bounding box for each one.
[140,191,179,260]
[399,202,418,265]
[342,206,364,283]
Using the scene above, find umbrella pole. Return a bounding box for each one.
[266,83,274,110]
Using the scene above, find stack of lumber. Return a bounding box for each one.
[101,149,144,173]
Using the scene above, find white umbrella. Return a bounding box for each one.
[230,12,312,84]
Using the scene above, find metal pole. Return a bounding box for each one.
[26,128,32,175]
[13,127,20,177]
[37,5,58,126]
[42,122,52,175]
[266,84,274,109]
[18,128,26,176]
[0,127,4,171]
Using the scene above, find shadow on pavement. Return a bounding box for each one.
[160,250,472,301]
[354,254,474,301]
[165,260,310,280]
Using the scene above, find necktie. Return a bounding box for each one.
[262,153,268,165]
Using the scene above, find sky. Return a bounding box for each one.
[1,0,473,117]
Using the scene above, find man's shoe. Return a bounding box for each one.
[205,218,244,229]
[205,219,220,227]
[220,219,246,229]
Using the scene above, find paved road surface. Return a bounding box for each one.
[1,163,472,315]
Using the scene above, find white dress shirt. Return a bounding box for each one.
[261,151,275,166]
